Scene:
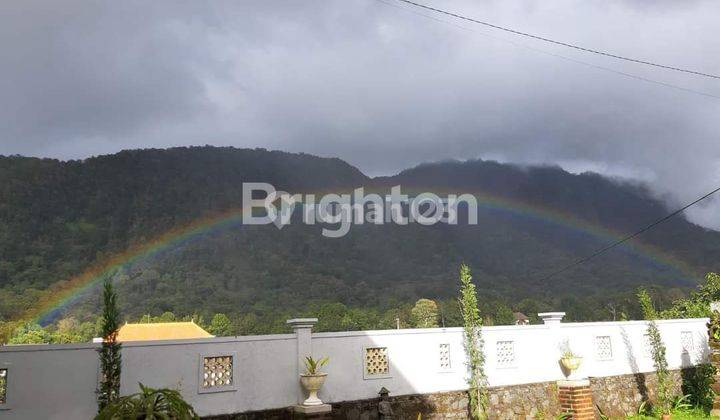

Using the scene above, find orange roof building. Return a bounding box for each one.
[115,321,214,342]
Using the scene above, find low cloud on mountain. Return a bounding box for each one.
[1,0,719,227]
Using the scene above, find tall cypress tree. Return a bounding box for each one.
[459,264,487,419]
[638,287,671,416]
[97,279,121,411]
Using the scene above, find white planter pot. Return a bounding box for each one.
[300,373,327,406]
[560,356,582,376]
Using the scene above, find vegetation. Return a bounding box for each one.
[208,313,233,337]
[681,364,716,411]
[660,273,720,319]
[459,264,487,419]
[95,383,198,420]
[627,394,713,419]
[0,369,6,405]
[411,299,439,328]
[627,407,711,419]
[97,280,122,412]
[637,288,671,416]
[638,273,720,413]
[303,356,329,375]
[1,147,718,342]
[708,311,720,344]
[7,317,98,344]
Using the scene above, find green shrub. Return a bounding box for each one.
[682,364,716,411]
[95,383,198,420]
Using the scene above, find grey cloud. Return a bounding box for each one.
[0,0,719,227]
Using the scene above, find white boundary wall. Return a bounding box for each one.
[0,317,709,419]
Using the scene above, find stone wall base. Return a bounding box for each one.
[205,368,695,420]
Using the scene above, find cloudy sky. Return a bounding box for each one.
[1,0,719,227]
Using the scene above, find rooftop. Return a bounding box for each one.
[115,321,213,342]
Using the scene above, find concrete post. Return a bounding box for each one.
[539,310,596,417]
[287,318,318,404]
[539,312,572,377]
[558,379,595,420]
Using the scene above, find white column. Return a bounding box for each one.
[287,318,318,404]
[538,312,576,379]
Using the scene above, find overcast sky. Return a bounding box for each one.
[1,0,719,228]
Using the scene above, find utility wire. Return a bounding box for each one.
[377,0,720,100]
[392,0,720,80]
[535,185,720,283]
[377,0,720,279]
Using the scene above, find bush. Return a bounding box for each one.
[95,383,198,420]
[682,364,716,411]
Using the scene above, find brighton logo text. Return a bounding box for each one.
[242,183,478,238]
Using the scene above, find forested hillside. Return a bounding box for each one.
[1,147,719,339]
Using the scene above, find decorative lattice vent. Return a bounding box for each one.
[0,369,6,405]
[681,331,694,354]
[439,343,451,370]
[365,347,389,376]
[595,336,613,360]
[202,356,233,388]
[496,341,515,367]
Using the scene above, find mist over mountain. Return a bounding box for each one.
[1,146,718,331]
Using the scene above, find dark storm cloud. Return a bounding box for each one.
[1,0,719,227]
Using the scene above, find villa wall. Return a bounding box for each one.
[0,317,709,419]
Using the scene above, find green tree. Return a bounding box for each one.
[97,279,122,412]
[638,287,671,415]
[662,272,720,319]
[157,312,176,322]
[437,299,462,327]
[493,304,515,326]
[208,313,233,337]
[411,299,439,328]
[52,317,85,343]
[459,265,487,419]
[8,323,52,344]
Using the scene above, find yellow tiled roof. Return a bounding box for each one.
[116,321,214,342]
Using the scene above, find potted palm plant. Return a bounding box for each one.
[300,356,329,406]
[95,383,198,420]
[559,341,582,377]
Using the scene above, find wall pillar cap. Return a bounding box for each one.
[557,378,590,387]
[287,318,318,330]
[538,312,566,325]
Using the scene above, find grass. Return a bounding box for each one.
[626,407,714,419]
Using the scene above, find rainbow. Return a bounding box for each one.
[30,187,698,325]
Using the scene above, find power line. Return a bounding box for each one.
[534,185,720,283]
[392,0,720,81]
[376,0,720,279]
[376,0,720,101]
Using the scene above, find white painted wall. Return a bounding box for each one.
[0,318,709,419]
[312,318,709,403]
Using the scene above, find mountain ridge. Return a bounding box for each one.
[1,146,717,333]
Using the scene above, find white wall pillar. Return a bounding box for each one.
[538,312,570,380]
[287,318,318,404]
